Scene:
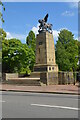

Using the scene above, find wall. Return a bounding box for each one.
[58,72,75,85]
[2,73,18,81]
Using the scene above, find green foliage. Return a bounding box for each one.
[0,51,1,62]
[0,28,6,40]
[0,28,6,63]
[0,1,5,63]
[56,29,78,71]
[2,29,36,74]
[78,40,80,71]
[0,1,5,23]
[78,40,80,55]
[2,38,35,73]
[26,30,36,52]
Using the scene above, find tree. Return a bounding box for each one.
[26,30,36,52]
[26,30,36,71]
[2,38,22,73]
[0,28,6,49]
[0,28,6,64]
[0,28,6,39]
[55,29,78,71]
[78,40,80,55]
[0,1,5,66]
[2,37,35,74]
[77,40,80,71]
[0,1,5,23]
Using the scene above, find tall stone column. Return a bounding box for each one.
[34,31,58,85]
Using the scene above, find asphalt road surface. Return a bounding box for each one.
[1,91,80,118]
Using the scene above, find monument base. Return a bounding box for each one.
[34,64,58,72]
[40,72,58,85]
[34,64,58,85]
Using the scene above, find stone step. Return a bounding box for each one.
[3,78,41,86]
[19,72,40,78]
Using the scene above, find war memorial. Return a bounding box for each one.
[3,14,75,85]
[34,14,58,85]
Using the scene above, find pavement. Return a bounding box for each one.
[0,83,80,95]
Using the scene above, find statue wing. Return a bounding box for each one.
[44,14,48,22]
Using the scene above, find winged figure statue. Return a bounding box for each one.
[38,14,52,34]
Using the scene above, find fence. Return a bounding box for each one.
[58,71,79,85]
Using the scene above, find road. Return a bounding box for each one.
[1,91,79,118]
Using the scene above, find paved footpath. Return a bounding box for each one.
[0,84,80,95]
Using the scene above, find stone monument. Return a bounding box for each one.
[34,14,58,85]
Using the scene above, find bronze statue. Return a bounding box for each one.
[38,14,53,34]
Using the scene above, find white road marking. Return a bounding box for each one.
[0,100,5,102]
[31,104,80,111]
[8,78,40,80]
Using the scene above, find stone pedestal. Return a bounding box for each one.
[34,31,58,85]
[40,72,58,85]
